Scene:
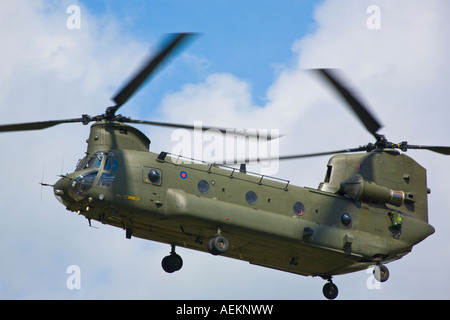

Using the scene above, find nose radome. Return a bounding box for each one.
[54,170,99,204]
[53,176,71,206]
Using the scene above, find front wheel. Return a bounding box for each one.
[162,253,183,273]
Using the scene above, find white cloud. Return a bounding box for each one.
[161,73,255,125]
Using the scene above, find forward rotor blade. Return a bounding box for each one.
[315,68,383,138]
[405,144,450,155]
[218,146,367,164]
[0,118,86,132]
[124,118,280,140]
[111,33,195,113]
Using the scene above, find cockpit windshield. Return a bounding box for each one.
[104,157,119,172]
[75,151,109,172]
[70,151,120,200]
[68,170,98,201]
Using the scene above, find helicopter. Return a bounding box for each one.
[1,33,448,299]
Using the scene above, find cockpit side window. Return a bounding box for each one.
[104,157,119,172]
[75,156,88,172]
[97,155,118,188]
[74,152,119,186]
[85,154,103,169]
[97,173,115,188]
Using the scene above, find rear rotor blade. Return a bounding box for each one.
[315,68,383,139]
[111,33,195,114]
[0,118,87,132]
[218,146,367,164]
[277,146,368,160]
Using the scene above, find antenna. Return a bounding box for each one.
[39,166,54,201]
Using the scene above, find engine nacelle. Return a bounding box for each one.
[340,174,405,207]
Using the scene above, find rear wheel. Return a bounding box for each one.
[373,264,389,282]
[322,282,338,300]
[207,235,229,255]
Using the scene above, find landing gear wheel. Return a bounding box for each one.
[162,253,183,273]
[322,277,338,300]
[207,235,229,255]
[322,282,338,300]
[373,264,389,282]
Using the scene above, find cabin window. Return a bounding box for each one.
[148,169,161,183]
[341,213,352,227]
[197,180,210,194]
[245,191,258,205]
[293,202,305,215]
[143,167,163,186]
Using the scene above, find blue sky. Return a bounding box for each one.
[77,0,322,114]
[1,0,450,301]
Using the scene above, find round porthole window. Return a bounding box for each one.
[197,180,210,194]
[341,213,352,227]
[148,169,161,183]
[245,191,258,205]
[293,202,305,215]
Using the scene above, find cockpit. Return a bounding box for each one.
[69,170,99,201]
[75,151,119,172]
[55,151,119,204]
[76,151,106,171]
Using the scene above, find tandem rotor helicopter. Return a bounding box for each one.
[1,33,449,299]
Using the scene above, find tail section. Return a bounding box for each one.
[318,150,430,222]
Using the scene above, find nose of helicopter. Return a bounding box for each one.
[53,170,98,206]
[53,176,72,206]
